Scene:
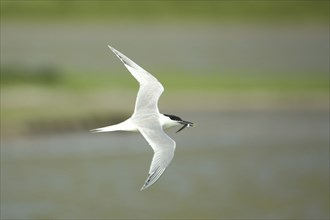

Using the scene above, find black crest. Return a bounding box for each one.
[164,114,182,121]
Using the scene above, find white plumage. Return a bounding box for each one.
[91,46,193,190]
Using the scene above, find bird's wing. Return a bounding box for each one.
[108,45,164,115]
[136,119,176,190]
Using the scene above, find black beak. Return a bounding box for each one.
[176,121,194,133]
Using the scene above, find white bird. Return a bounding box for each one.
[91,46,194,190]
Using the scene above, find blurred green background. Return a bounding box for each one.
[1,1,329,219]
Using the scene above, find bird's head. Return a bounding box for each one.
[163,114,194,133]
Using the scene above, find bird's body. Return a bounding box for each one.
[91,46,193,190]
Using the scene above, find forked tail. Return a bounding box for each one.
[90,119,137,133]
[90,124,122,133]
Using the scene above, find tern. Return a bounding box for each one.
[91,46,194,190]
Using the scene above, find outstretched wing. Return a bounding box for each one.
[108,46,164,115]
[136,119,176,190]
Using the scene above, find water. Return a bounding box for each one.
[1,23,328,74]
[1,110,329,219]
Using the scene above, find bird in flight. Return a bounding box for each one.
[91,46,194,190]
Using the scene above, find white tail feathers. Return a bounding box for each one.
[90,125,118,133]
[90,119,138,133]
